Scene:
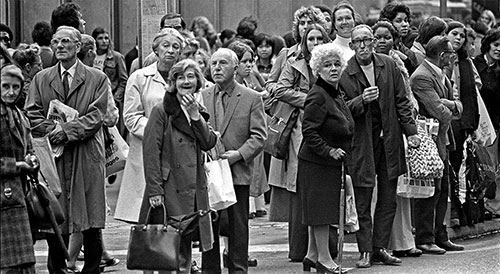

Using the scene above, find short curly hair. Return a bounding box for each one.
[415,16,447,45]
[310,43,345,77]
[12,47,40,68]
[168,59,204,94]
[292,6,327,42]
[379,1,411,22]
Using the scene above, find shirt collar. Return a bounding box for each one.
[425,59,443,77]
[59,61,78,78]
[216,80,236,97]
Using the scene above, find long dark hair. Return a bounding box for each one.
[300,24,331,62]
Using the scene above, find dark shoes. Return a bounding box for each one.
[416,243,446,255]
[248,257,258,267]
[392,247,423,257]
[99,257,120,268]
[255,210,267,217]
[436,240,465,251]
[355,252,372,268]
[191,260,202,274]
[302,257,316,272]
[372,248,402,265]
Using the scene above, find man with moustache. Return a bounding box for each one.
[339,24,420,268]
[410,35,464,254]
[25,26,109,274]
[201,48,267,274]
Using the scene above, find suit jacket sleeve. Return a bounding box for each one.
[274,59,307,108]
[124,72,147,140]
[143,104,165,197]
[237,95,267,164]
[60,74,108,142]
[411,74,453,124]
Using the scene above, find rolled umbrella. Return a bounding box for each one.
[338,161,346,274]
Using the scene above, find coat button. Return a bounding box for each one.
[179,138,183,142]
[176,163,181,168]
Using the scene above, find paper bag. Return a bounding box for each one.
[105,126,129,176]
[32,137,62,197]
[205,159,236,211]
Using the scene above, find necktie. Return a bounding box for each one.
[62,71,69,97]
[215,90,225,131]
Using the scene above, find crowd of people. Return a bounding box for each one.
[1,1,499,274]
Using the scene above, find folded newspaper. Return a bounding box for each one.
[47,99,79,157]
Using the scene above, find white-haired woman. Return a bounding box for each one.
[297,43,353,273]
[115,28,185,224]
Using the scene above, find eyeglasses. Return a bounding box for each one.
[163,25,183,31]
[351,37,374,47]
[50,37,76,47]
[443,50,457,57]
[0,36,10,43]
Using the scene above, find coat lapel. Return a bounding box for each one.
[422,61,447,98]
[164,93,196,139]
[66,61,85,100]
[346,58,369,92]
[219,83,241,136]
[48,65,65,100]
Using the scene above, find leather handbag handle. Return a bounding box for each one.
[144,204,168,228]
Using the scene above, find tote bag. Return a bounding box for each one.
[205,158,237,211]
[127,205,181,271]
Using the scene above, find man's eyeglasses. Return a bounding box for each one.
[351,37,374,47]
[0,36,10,43]
[443,50,457,57]
[163,25,183,31]
[50,37,76,47]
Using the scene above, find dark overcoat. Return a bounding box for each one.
[25,60,108,234]
[139,92,217,251]
[339,53,417,187]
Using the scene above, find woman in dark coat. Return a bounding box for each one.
[0,64,39,273]
[140,59,217,274]
[298,43,353,273]
[473,28,500,130]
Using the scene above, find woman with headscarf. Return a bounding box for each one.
[0,64,39,274]
[114,28,185,224]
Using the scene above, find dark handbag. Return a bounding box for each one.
[25,172,65,230]
[263,100,299,159]
[127,204,181,271]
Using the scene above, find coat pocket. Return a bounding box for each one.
[1,180,25,209]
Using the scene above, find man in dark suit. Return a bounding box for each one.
[339,24,420,268]
[25,26,109,274]
[410,35,464,254]
[201,48,267,274]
